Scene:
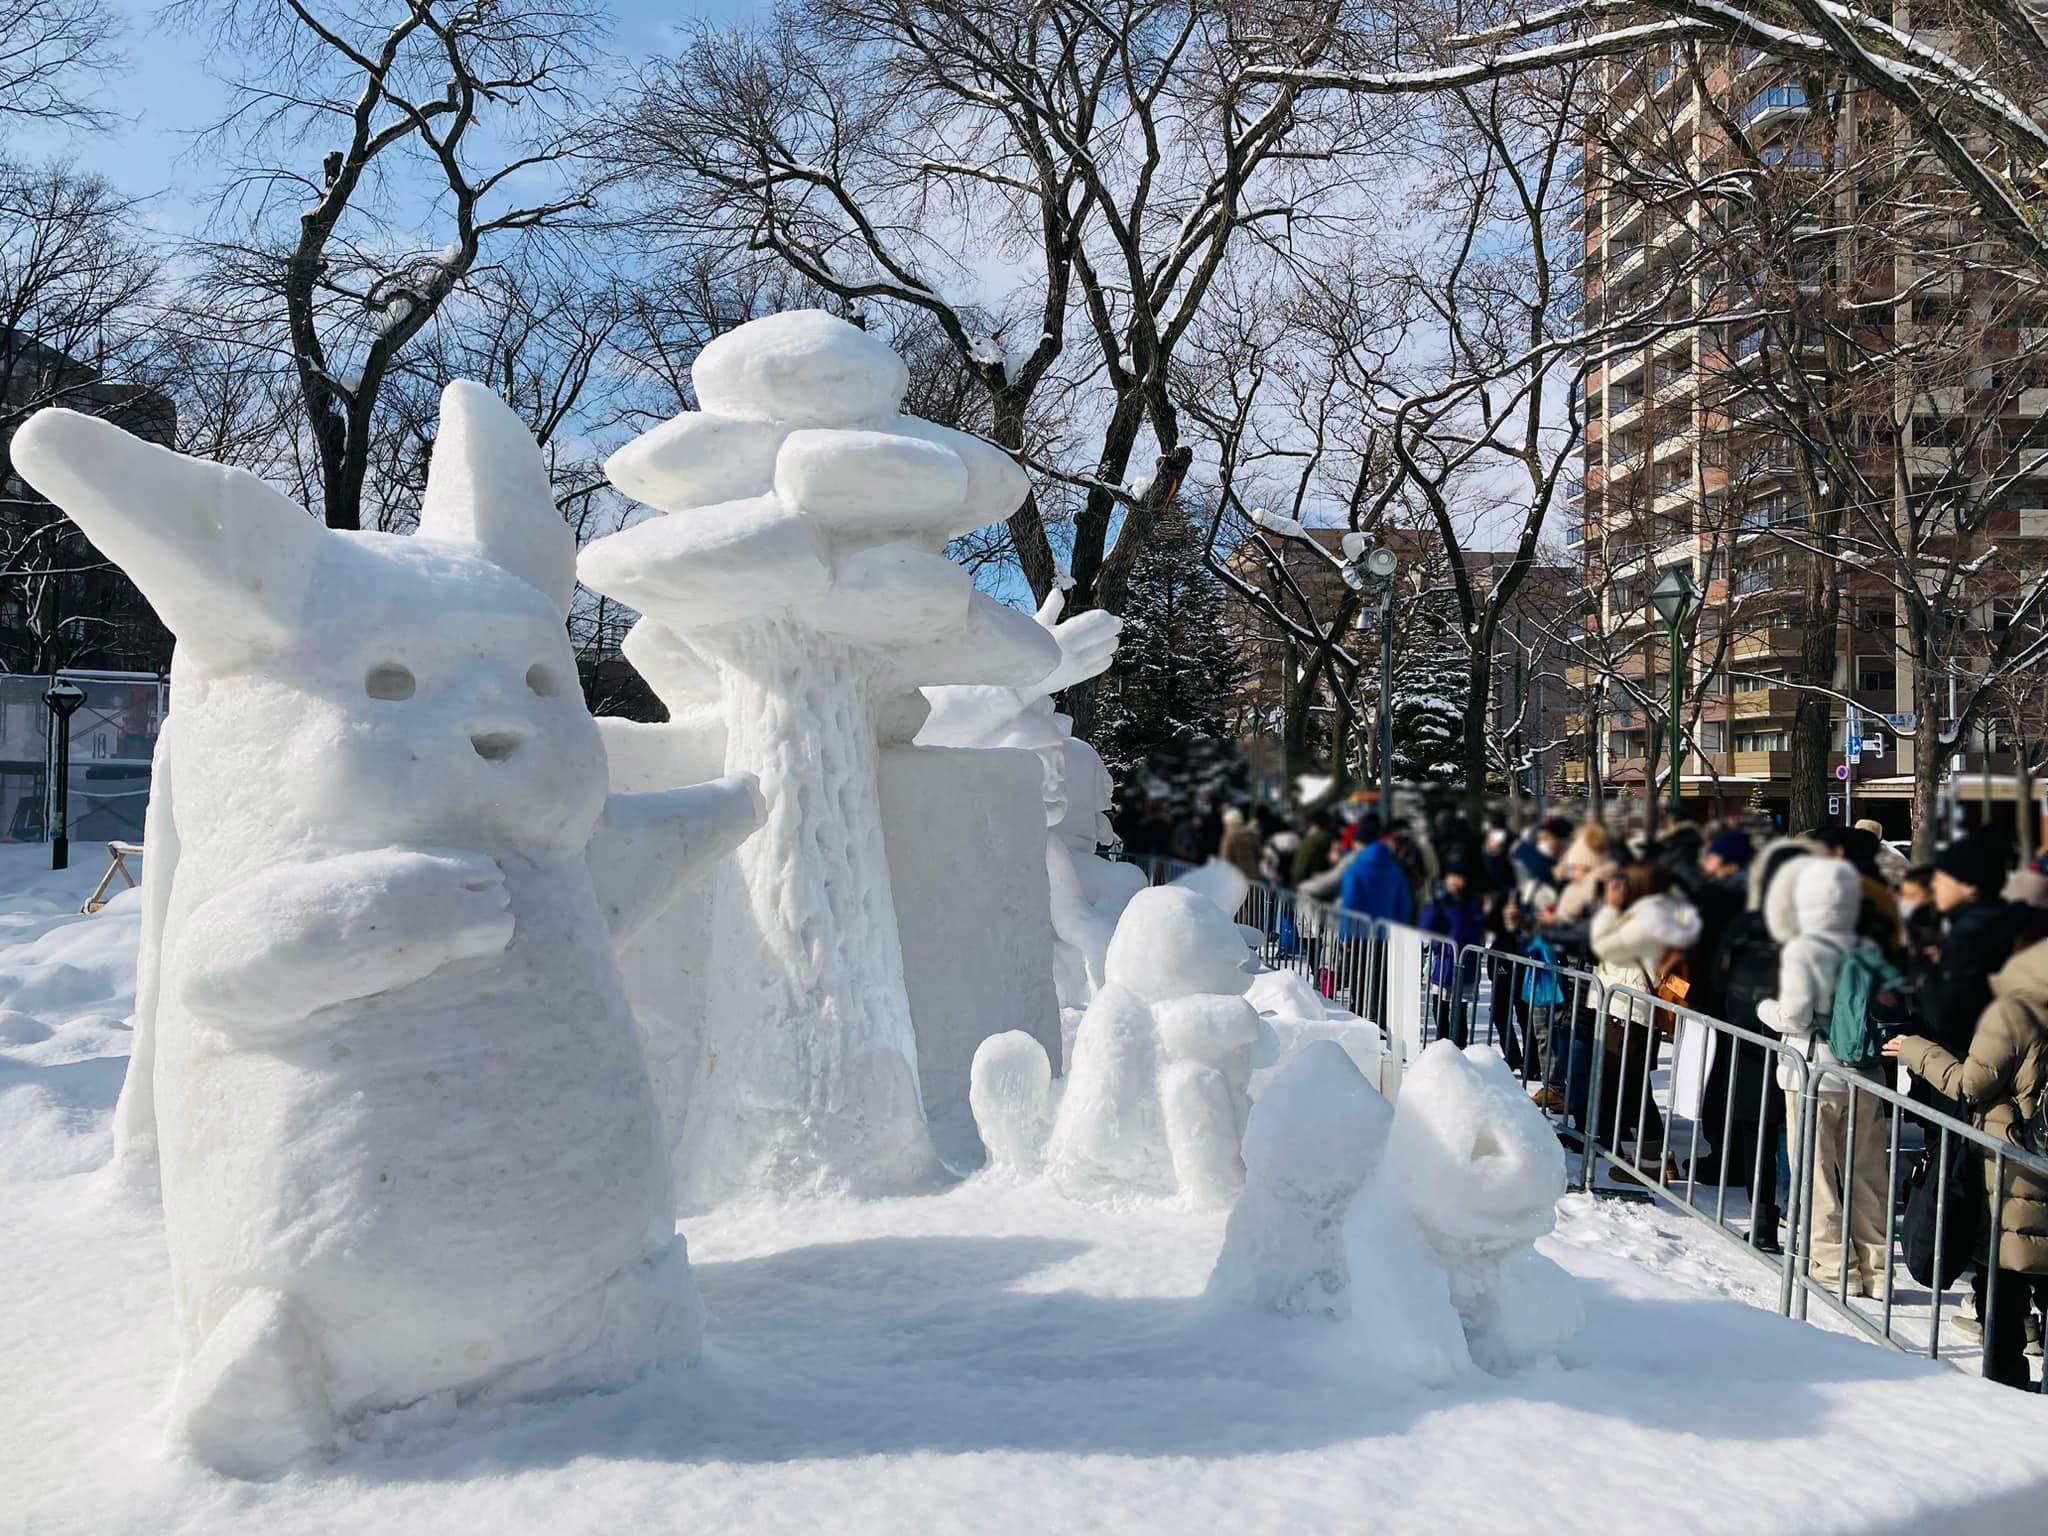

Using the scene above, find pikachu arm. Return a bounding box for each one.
[168,847,514,1033]
[589,775,765,941]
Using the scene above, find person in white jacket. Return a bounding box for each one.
[1757,855,1889,1294]
[1588,862,1703,1175]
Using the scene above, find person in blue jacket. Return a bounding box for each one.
[1420,861,1488,1043]
[1340,823,1415,935]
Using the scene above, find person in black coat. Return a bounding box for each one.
[1919,831,2017,1074]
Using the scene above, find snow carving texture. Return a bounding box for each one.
[1042,886,1266,1207]
[1361,1042,1582,1374]
[581,310,1058,1203]
[11,382,761,1476]
[1208,1041,1391,1318]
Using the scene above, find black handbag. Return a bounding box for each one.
[1902,1132,1985,1290]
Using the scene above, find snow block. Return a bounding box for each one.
[880,744,1060,1167]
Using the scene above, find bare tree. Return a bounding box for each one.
[0,0,118,129]
[174,0,613,530]
[609,0,1363,740]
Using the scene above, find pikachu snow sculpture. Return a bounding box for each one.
[13,383,762,1476]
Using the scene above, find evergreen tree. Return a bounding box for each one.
[1093,508,1247,801]
[1393,597,1471,786]
[1356,589,1471,789]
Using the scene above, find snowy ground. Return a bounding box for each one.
[5,847,2048,1533]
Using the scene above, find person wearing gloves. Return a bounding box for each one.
[1757,855,1890,1295]
[1588,861,1703,1179]
[1883,936,2048,1389]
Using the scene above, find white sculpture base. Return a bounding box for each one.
[880,745,1060,1168]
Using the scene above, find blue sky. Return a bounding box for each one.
[15,0,766,225]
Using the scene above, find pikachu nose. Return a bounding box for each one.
[469,722,528,763]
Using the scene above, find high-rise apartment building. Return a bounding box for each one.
[1569,46,2048,840]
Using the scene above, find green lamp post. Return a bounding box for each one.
[1649,564,1703,826]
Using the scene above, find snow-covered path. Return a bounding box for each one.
[4,848,2048,1533]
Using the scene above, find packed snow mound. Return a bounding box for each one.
[11,382,764,1475]
[0,868,143,1182]
[1349,1042,1582,1376]
[1209,1041,1391,1318]
[1247,967,1328,1023]
[968,1030,1055,1174]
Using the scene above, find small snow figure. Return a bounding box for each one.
[968,884,1271,1203]
[1367,1041,1582,1373]
[12,384,762,1476]
[1048,886,1272,1206]
[1207,1041,1392,1318]
[968,1030,1055,1174]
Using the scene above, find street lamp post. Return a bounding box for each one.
[42,678,86,871]
[1342,535,1402,822]
[1649,566,1702,836]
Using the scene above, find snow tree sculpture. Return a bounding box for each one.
[581,310,1059,1201]
[12,384,763,1475]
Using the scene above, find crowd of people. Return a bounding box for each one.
[1131,793,2048,1392]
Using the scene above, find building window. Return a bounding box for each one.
[1736,728,1789,752]
[1700,721,1727,752]
[1856,665,1897,693]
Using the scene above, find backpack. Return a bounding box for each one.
[1813,936,1915,1070]
[1901,1130,1985,1290]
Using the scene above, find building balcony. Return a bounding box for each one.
[1731,748,1796,777]
[1726,686,1803,721]
[1730,626,1807,659]
[1652,481,1694,517]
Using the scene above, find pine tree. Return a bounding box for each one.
[1364,591,1471,788]
[1093,508,1247,800]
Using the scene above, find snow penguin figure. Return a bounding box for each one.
[13,386,763,1477]
[972,884,1274,1206]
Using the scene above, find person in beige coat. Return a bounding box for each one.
[1887,936,2048,1388]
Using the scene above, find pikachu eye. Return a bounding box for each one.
[525,663,560,698]
[364,663,417,701]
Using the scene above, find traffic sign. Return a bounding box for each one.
[1835,764,1850,780]
[1886,712,1917,731]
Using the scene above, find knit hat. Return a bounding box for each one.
[1936,829,2010,897]
[1707,828,1754,866]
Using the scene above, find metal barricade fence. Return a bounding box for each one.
[1793,1061,2048,1378]
[1598,985,1814,1315]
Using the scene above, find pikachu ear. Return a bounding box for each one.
[11,408,323,661]
[416,380,576,613]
